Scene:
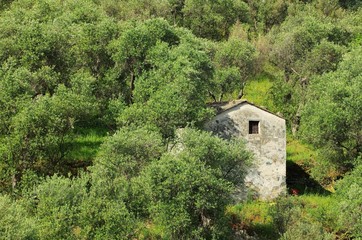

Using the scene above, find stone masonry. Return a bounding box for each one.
[205,100,286,200]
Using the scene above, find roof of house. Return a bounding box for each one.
[207,99,285,120]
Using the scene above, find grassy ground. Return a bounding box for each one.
[227,194,337,239]
[241,73,276,112]
[219,69,277,111]
[285,135,332,195]
[66,126,109,164]
[227,201,279,239]
[287,134,317,166]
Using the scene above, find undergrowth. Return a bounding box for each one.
[241,73,276,111]
[227,201,279,240]
[67,127,109,162]
[228,194,338,240]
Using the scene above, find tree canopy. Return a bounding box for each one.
[0,0,361,238]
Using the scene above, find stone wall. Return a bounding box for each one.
[205,102,286,200]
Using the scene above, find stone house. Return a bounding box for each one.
[205,100,286,200]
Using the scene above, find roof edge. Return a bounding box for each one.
[207,99,285,120]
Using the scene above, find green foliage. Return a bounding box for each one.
[227,201,278,240]
[0,0,120,133]
[32,174,88,239]
[182,0,250,40]
[81,128,251,239]
[269,76,300,127]
[78,176,138,240]
[280,220,334,240]
[89,126,165,222]
[335,162,362,238]
[228,194,338,240]
[0,0,118,189]
[247,0,289,33]
[92,126,165,180]
[1,83,97,179]
[0,195,36,239]
[109,18,181,103]
[172,128,251,186]
[25,173,137,239]
[302,39,345,76]
[268,6,348,126]
[0,0,13,11]
[300,46,362,165]
[114,19,214,137]
[0,0,118,77]
[271,196,334,240]
[211,67,241,101]
[0,77,97,188]
[210,38,259,101]
[339,0,362,10]
[285,135,335,189]
[338,8,362,46]
[130,128,251,239]
[0,0,361,239]
[269,8,332,76]
[271,197,301,234]
[242,72,276,111]
[66,127,109,163]
[143,154,233,239]
[95,0,171,21]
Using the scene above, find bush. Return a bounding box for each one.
[28,173,138,239]
[32,175,89,239]
[335,162,362,238]
[280,220,333,240]
[271,197,333,240]
[141,153,233,239]
[137,128,251,239]
[92,125,165,181]
[0,195,36,240]
[271,197,303,234]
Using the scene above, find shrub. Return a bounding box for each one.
[32,175,89,239]
[335,162,362,238]
[141,153,233,239]
[29,173,138,239]
[0,195,36,240]
[138,128,251,239]
[280,220,333,240]
[271,197,333,240]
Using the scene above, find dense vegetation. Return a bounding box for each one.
[0,0,361,239]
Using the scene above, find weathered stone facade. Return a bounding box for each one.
[205,100,286,200]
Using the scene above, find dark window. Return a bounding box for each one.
[249,121,259,134]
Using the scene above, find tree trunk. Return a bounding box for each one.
[292,107,301,136]
[237,81,247,99]
[208,91,217,102]
[130,71,135,103]
[237,89,243,99]
[218,93,224,102]
[12,173,17,190]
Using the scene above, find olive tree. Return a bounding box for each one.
[113,19,214,137]
[138,128,251,239]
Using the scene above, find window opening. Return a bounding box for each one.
[249,121,259,134]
